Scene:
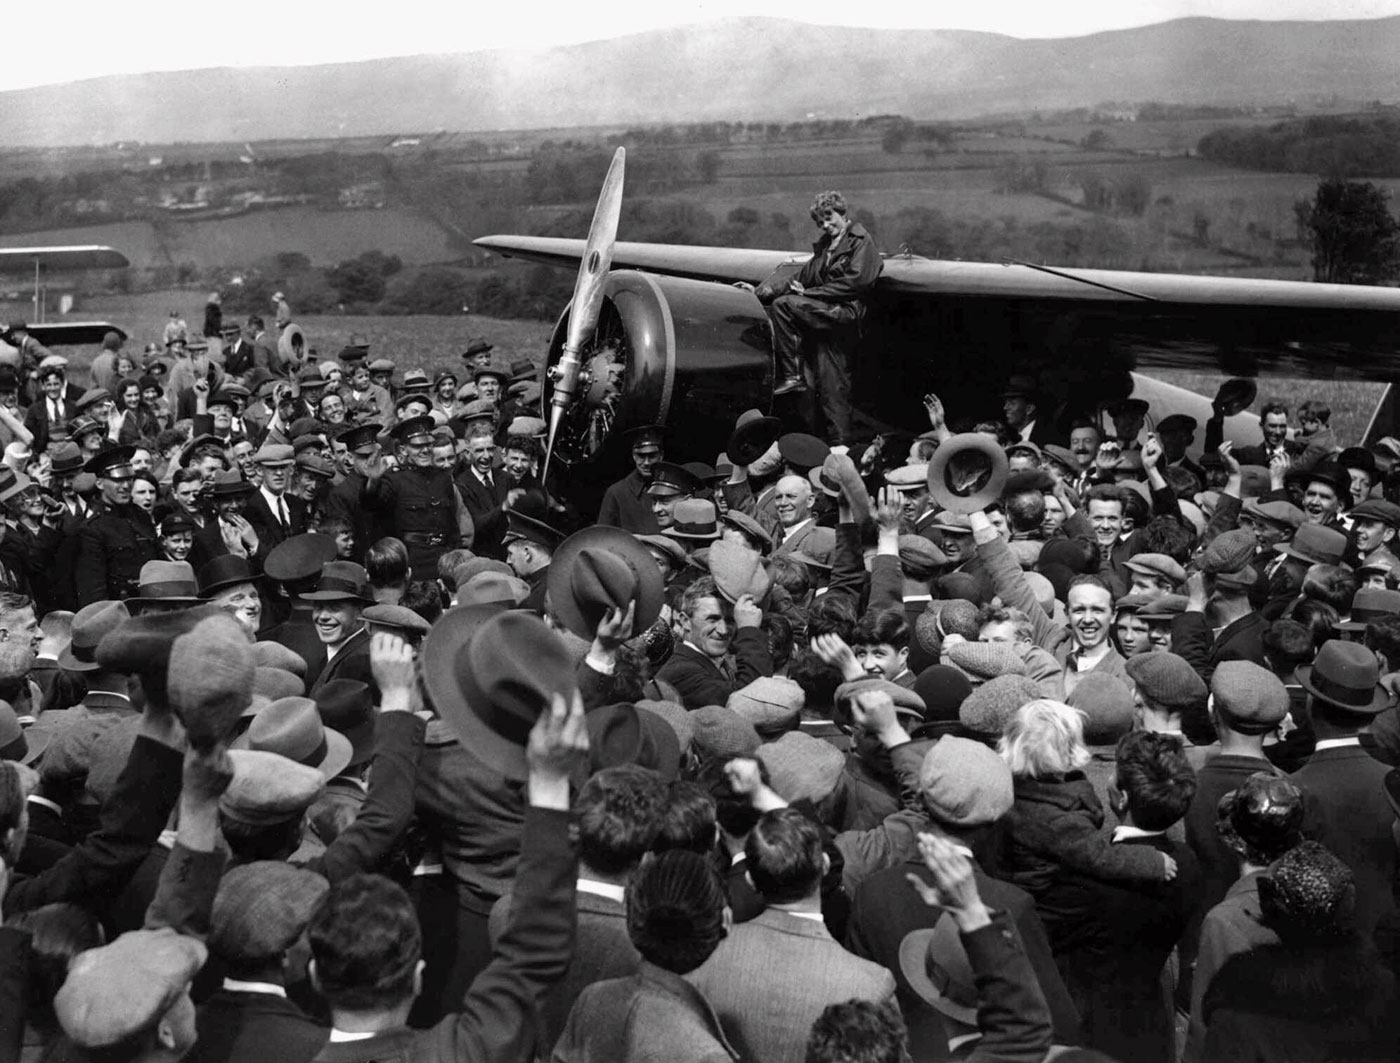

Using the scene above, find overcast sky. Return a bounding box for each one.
[9,0,1400,92]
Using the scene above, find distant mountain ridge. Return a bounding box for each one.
[4,15,1398,147]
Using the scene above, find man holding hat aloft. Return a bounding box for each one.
[657,575,773,709]
[75,446,160,605]
[598,424,666,534]
[363,414,472,576]
[1173,530,1268,683]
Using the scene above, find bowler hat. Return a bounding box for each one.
[299,561,372,603]
[548,526,664,641]
[198,555,258,598]
[58,600,131,672]
[421,609,576,780]
[1295,639,1394,716]
[1284,459,1349,503]
[707,539,771,603]
[728,409,783,466]
[927,433,1008,515]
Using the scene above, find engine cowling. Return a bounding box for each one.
[543,270,772,513]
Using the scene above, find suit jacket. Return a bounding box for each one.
[846,857,1081,1058]
[312,806,575,1063]
[1291,742,1397,933]
[455,467,516,559]
[309,627,373,698]
[597,470,660,534]
[770,519,836,568]
[687,908,894,1063]
[1185,754,1283,925]
[187,987,328,1063]
[244,488,308,557]
[554,962,738,1063]
[488,883,639,1052]
[654,633,774,710]
[23,397,78,453]
[1171,610,1269,684]
[0,927,30,1063]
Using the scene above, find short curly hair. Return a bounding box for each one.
[810,190,848,220]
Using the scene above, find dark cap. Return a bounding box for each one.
[645,462,702,497]
[336,422,383,455]
[264,533,339,584]
[390,415,435,446]
[462,338,494,358]
[625,423,666,450]
[84,445,137,479]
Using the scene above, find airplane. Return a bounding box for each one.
[479,148,1400,514]
[0,245,131,347]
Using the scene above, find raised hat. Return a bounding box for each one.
[363,603,433,638]
[665,498,721,541]
[586,702,681,780]
[927,433,1008,515]
[198,554,258,598]
[727,676,805,736]
[210,862,330,965]
[300,561,373,602]
[777,432,830,471]
[221,749,326,825]
[1211,661,1289,732]
[946,641,1026,684]
[900,918,979,1028]
[548,526,664,641]
[719,510,773,552]
[507,415,547,438]
[707,539,772,603]
[807,465,840,499]
[265,533,339,583]
[898,535,947,575]
[57,600,131,672]
[1126,651,1207,712]
[918,735,1014,826]
[1124,552,1187,586]
[235,696,354,779]
[421,608,575,780]
[757,731,845,804]
[1275,523,1348,567]
[55,928,207,1048]
[1295,639,1394,716]
[727,409,783,466]
[314,679,376,768]
[1213,377,1258,416]
[251,640,308,678]
[690,704,762,760]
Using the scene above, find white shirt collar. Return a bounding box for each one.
[1112,824,1167,843]
[260,484,285,509]
[1313,736,1362,752]
[329,1030,377,1043]
[576,878,626,903]
[781,517,812,542]
[222,978,286,998]
[773,908,826,924]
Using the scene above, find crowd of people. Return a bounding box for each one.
[0,277,1397,1063]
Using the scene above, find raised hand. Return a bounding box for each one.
[370,631,416,702]
[812,631,863,680]
[874,486,903,534]
[593,600,636,653]
[527,689,589,809]
[906,831,991,931]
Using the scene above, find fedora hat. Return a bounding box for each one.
[234,696,354,779]
[456,570,530,608]
[727,409,783,467]
[299,561,372,603]
[126,561,202,611]
[926,433,1008,515]
[198,555,258,598]
[313,679,376,768]
[1213,378,1258,417]
[586,702,681,780]
[635,533,688,570]
[776,432,830,471]
[548,526,664,641]
[899,918,979,1027]
[421,609,575,780]
[708,539,772,603]
[0,700,48,765]
[58,600,132,672]
[719,510,772,553]
[665,499,721,541]
[1295,640,1394,716]
[1274,523,1348,567]
[1337,587,1400,632]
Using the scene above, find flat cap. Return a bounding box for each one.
[219,749,326,826]
[690,704,761,760]
[726,676,805,736]
[834,677,926,721]
[251,640,308,678]
[1126,651,1208,712]
[1200,529,1256,574]
[1212,660,1289,732]
[1124,552,1187,586]
[1066,673,1136,744]
[946,641,1027,683]
[757,731,846,804]
[958,674,1043,738]
[1242,498,1306,531]
[252,443,294,467]
[885,464,930,491]
[919,736,1014,827]
[1350,499,1400,527]
[210,862,330,965]
[898,534,947,574]
[363,603,433,637]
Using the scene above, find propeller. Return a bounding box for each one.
[543,146,626,485]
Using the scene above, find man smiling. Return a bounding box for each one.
[769,474,834,567]
[303,560,375,696]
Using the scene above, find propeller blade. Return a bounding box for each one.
[544,146,626,485]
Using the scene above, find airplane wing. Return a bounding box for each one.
[0,246,130,273]
[475,235,1400,382]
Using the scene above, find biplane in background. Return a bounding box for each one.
[476,149,1400,514]
[0,245,130,346]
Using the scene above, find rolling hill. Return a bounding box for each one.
[3,16,1399,146]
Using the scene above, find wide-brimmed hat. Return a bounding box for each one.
[586,702,681,780]
[900,919,979,1027]
[548,526,664,641]
[421,608,575,780]
[776,432,830,471]
[728,409,783,466]
[1274,523,1348,567]
[665,499,722,541]
[1337,587,1400,632]
[198,555,258,598]
[0,700,48,765]
[456,571,530,608]
[57,600,132,672]
[927,433,1008,515]
[707,539,772,603]
[125,561,202,611]
[1213,377,1258,417]
[234,696,354,780]
[299,561,373,603]
[1296,640,1394,715]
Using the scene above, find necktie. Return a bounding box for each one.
[484,472,493,490]
[50,401,60,422]
[278,498,290,530]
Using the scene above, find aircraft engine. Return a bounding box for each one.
[541,269,772,512]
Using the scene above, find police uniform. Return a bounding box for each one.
[74,447,159,605]
[597,424,667,534]
[363,416,465,576]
